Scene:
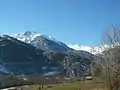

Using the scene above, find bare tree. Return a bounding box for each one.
[102,47,120,90]
[102,24,120,46]
[93,25,120,90]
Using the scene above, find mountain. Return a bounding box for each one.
[11,31,105,55]
[0,35,49,75]
[0,35,70,75]
[0,34,92,77]
[11,31,71,53]
[10,31,93,64]
[68,44,109,54]
[10,31,94,59]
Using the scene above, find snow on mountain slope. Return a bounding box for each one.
[10,31,41,43]
[9,31,69,52]
[10,31,64,45]
[68,44,92,51]
[68,44,109,54]
[9,31,109,54]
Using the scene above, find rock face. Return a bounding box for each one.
[0,33,93,77]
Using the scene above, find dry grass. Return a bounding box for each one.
[4,79,109,90]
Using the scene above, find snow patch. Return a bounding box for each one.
[43,71,59,76]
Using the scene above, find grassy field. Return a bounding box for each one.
[6,79,109,90]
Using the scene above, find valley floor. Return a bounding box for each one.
[2,79,109,90]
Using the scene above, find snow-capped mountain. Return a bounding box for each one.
[0,30,118,77]
[10,31,70,52]
[68,44,110,54]
[11,31,65,45]
[0,35,92,76]
[10,31,109,54]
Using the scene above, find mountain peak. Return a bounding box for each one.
[10,31,63,44]
[9,31,69,52]
[10,31,42,43]
[68,44,106,54]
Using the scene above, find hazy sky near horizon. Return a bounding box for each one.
[0,0,120,46]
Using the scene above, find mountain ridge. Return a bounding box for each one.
[0,33,92,77]
[10,31,106,54]
[68,44,104,54]
[10,31,71,53]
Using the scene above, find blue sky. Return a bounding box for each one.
[0,0,120,46]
